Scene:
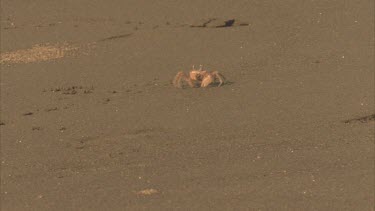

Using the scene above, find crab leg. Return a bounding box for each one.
[173,71,185,88]
[173,71,195,88]
[212,71,225,87]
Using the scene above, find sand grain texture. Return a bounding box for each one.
[1,0,374,210]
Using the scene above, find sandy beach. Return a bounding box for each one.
[1,0,374,210]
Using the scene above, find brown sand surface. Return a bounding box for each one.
[1,0,374,210]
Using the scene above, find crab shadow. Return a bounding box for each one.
[171,80,234,89]
[198,80,235,88]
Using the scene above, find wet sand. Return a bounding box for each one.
[1,0,374,210]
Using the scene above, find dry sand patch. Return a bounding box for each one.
[0,42,79,64]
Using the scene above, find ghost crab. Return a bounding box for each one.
[173,65,226,88]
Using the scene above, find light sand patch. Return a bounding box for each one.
[0,42,79,64]
[136,188,159,196]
